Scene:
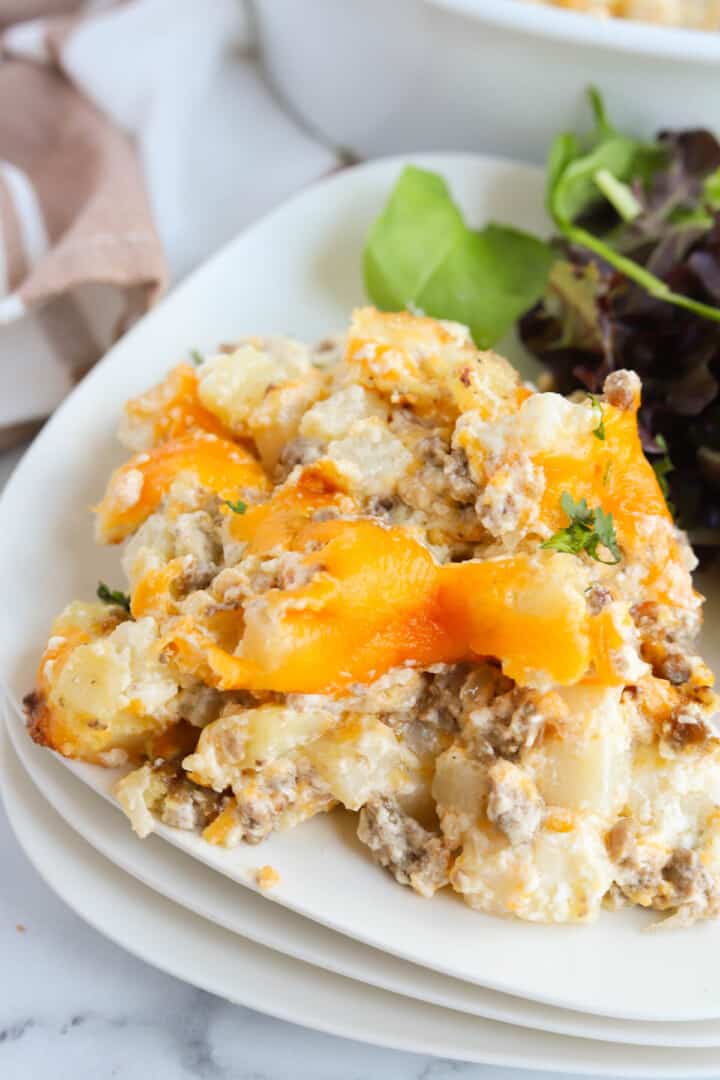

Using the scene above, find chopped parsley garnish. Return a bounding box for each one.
[652,434,675,516]
[223,497,247,514]
[586,393,605,441]
[190,348,204,367]
[542,492,621,565]
[97,582,131,612]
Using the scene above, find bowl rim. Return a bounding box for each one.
[426,0,720,62]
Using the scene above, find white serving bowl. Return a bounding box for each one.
[253,0,720,162]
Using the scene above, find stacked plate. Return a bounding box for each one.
[3,154,720,1076]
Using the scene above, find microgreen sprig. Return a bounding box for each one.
[97,582,131,612]
[542,492,621,565]
[223,497,247,514]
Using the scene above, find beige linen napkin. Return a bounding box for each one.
[0,0,337,447]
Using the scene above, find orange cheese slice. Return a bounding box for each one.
[96,435,269,543]
[164,520,598,695]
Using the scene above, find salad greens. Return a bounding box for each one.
[364,166,553,348]
[364,89,720,538]
[522,90,720,536]
[546,89,720,325]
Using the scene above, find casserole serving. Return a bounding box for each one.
[26,307,720,926]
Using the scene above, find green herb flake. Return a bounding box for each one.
[364,166,553,348]
[223,497,247,515]
[190,349,204,367]
[97,582,131,612]
[542,491,621,565]
[651,434,675,515]
[586,393,605,440]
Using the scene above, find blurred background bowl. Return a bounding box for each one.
[253,0,720,161]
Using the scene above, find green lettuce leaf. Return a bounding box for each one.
[364,166,553,348]
[547,89,720,324]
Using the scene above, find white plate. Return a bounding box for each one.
[9,728,720,1078]
[9,694,720,1051]
[2,153,720,1023]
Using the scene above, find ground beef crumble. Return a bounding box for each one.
[463,686,550,760]
[230,757,334,845]
[486,759,544,846]
[357,794,452,897]
[145,761,228,831]
[603,369,641,411]
[606,820,720,922]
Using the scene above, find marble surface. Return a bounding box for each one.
[0,443,602,1080]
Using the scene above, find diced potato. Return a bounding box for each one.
[122,503,221,592]
[626,742,720,851]
[432,745,489,848]
[454,392,596,490]
[54,617,177,721]
[449,349,524,420]
[452,814,614,923]
[305,716,418,810]
[242,705,338,770]
[249,368,328,470]
[183,704,337,791]
[122,509,176,587]
[29,611,180,765]
[115,764,156,837]
[522,686,630,821]
[198,343,310,435]
[299,384,386,443]
[325,418,413,496]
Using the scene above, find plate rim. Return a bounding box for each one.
[7,723,720,1077]
[2,150,719,1026]
[9,696,720,1050]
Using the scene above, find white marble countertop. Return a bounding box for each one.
[0,443,609,1080]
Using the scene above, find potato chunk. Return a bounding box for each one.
[249,368,328,470]
[183,704,338,791]
[522,686,631,821]
[305,716,419,811]
[197,341,311,435]
[452,814,614,923]
[27,604,180,765]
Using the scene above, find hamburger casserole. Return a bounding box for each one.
[26,309,720,925]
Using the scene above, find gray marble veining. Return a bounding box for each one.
[1,787,589,1080]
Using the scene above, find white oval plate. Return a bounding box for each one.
[9,696,720,1050]
[8,729,720,1079]
[2,153,720,1023]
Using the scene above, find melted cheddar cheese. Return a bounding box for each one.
[27,308,720,927]
[96,434,269,543]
